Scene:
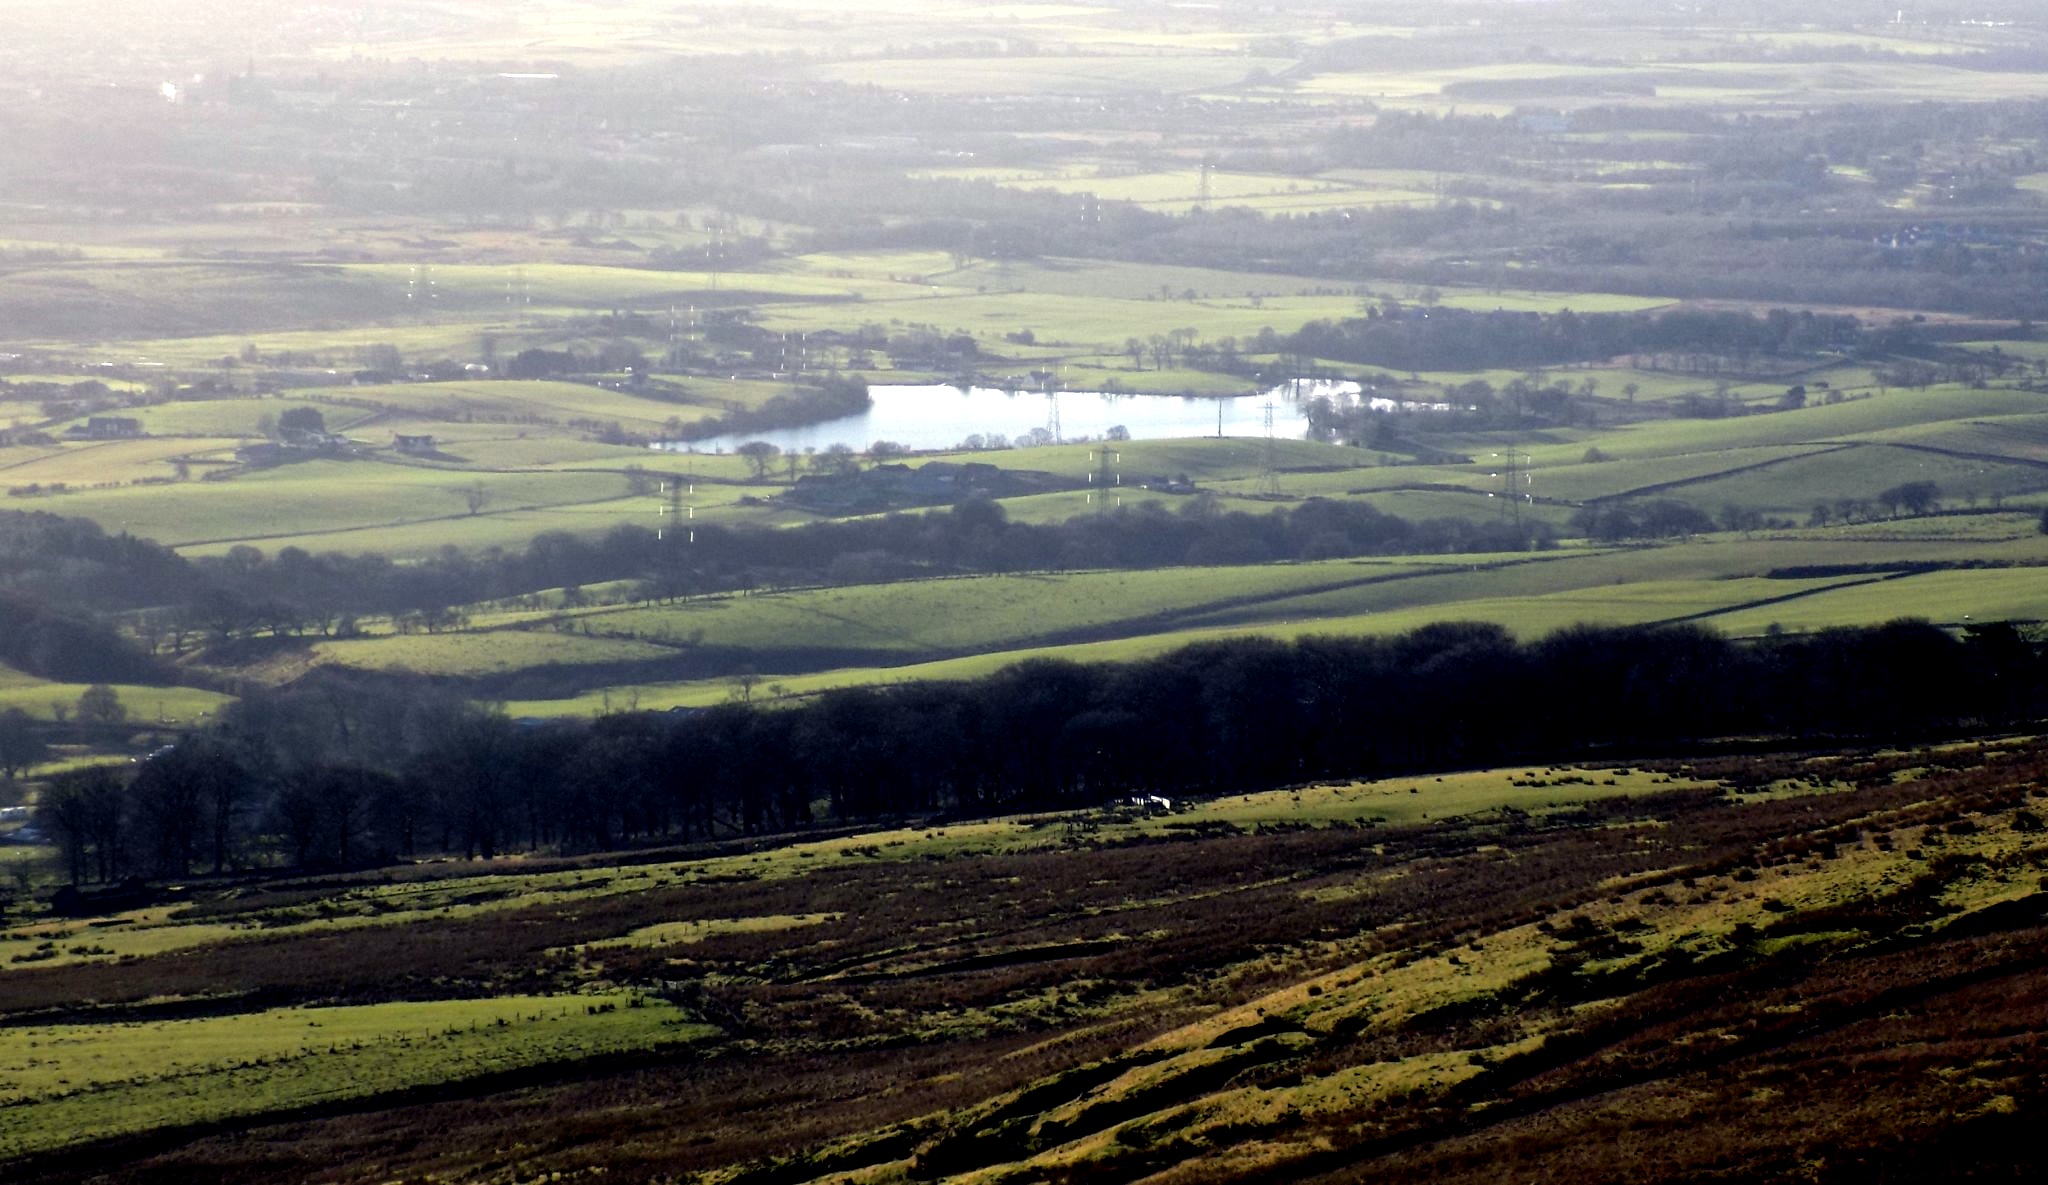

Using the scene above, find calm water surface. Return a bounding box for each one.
[662,381,1362,455]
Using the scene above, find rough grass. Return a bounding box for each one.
[309,631,684,677]
[0,994,714,1160]
[9,739,2044,1182]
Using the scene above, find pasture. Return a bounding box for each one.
[0,672,231,725]
[487,520,2048,715]
[33,463,635,551]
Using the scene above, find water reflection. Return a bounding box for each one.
[661,380,1363,454]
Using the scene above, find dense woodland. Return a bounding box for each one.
[32,617,2045,886]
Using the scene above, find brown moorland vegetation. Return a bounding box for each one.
[4,741,2047,1182]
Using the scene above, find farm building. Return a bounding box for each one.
[81,416,143,439]
[394,433,437,454]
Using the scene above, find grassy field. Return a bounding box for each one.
[310,630,684,678]
[33,462,636,550]
[0,671,232,725]
[1649,443,2048,516]
[0,994,714,1160]
[1527,385,2048,467]
[1704,567,2048,633]
[1,441,237,488]
[286,379,718,433]
[488,523,2048,714]
[557,558,1476,650]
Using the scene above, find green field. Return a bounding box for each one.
[0,672,232,725]
[310,630,684,677]
[286,379,720,433]
[492,524,2048,714]
[0,994,714,1159]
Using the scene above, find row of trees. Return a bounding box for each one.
[152,497,1554,648]
[0,496,1556,667]
[33,617,2047,884]
[1289,306,1874,374]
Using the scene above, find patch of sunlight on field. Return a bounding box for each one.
[303,379,704,431]
[3,864,814,969]
[1426,287,1674,314]
[749,290,1375,349]
[0,994,716,1159]
[556,560,1441,658]
[1755,512,2048,548]
[173,491,808,561]
[1703,568,2048,634]
[42,461,632,549]
[1535,444,1834,501]
[940,436,1353,479]
[0,914,255,969]
[1525,385,2048,466]
[945,256,1380,301]
[1152,764,1703,833]
[569,913,841,953]
[109,322,507,368]
[0,438,244,486]
[782,249,963,280]
[936,168,1443,214]
[1661,444,2048,514]
[311,631,683,677]
[1209,573,1864,636]
[0,681,232,724]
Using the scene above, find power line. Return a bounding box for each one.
[1087,448,1122,512]
[657,472,696,545]
[1490,447,1533,527]
[1256,399,1281,496]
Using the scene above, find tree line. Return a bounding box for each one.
[32,617,2045,886]
[0,497,1554,672]
[1288,306,1873,374]
[174,496,1552,644]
